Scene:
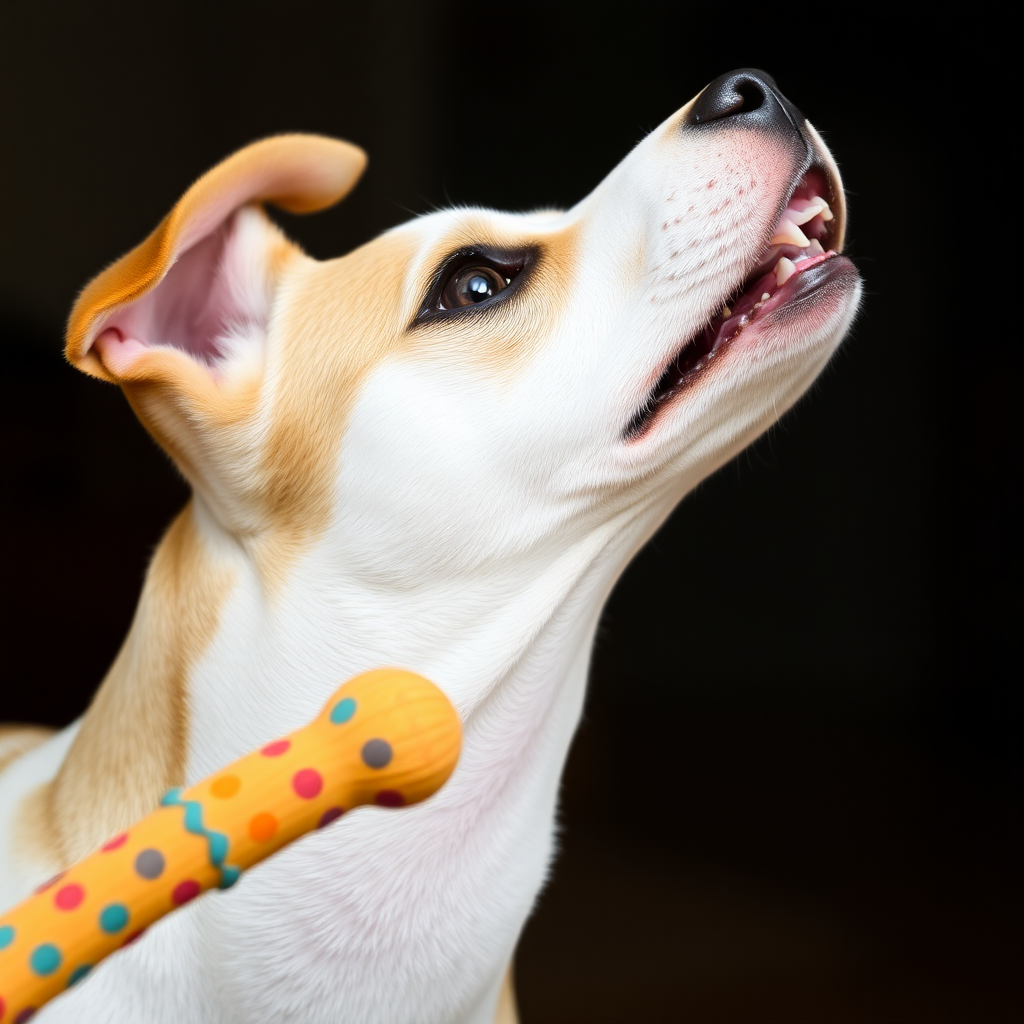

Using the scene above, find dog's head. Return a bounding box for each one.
[66,70,860,593]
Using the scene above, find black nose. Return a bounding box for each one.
[685,68,805,140]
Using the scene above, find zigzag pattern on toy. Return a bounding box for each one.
[159,788,240,889]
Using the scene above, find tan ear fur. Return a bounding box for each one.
[66,134,367,380]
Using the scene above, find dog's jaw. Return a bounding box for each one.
[624,151,849,441]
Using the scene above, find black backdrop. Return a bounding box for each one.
[1,4,1018,1022]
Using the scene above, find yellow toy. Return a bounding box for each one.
[0,669,461,1022]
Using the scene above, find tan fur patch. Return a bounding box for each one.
[0,726,54,776]
[251,231,425,583]
[18,502,235,867]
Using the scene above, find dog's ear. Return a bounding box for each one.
[68,134,366,378]
[67,134,364,381]
[64,135,365,509]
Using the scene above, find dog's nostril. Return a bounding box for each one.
[731,78,767,113]
[692,74,766,123]
[684,68,805,141]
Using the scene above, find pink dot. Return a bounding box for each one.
[375,790,406,807]
[261,739,291,757]
[54,883,85,911]
[292,768,323,799]
[101,832,129,852]
[171,880,201,906]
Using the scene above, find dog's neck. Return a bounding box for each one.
[51,485,665,871]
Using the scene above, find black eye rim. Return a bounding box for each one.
[411,244,539,328]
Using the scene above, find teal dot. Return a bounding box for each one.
[330,697,357,725]
[0,923,13,950]
[30,943,62,976]
[68,963,92,987]
[99,903,129,934]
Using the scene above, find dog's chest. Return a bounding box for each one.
[195,791,552,1023]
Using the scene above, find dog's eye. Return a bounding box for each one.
[439,266,509,309]
[413,246,534,326]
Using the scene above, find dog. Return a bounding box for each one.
[0,69,860,1023]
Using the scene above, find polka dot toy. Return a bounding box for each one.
[0,669,460,1021]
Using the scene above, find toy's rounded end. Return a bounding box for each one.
[321,669,462,808]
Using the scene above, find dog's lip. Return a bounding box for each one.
[623,161,850,441]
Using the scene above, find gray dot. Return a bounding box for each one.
[135,848,165,880]
[361,739,393,770]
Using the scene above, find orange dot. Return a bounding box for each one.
[248,812,278,842]
[210,775,241,799]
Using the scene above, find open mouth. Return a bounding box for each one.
[625,165,845,439]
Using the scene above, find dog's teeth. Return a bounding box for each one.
[770,217,810,248]
[788,195,834,225]
[721,305,731,317]
[760,292,770,302]
[807,238,825,255]
[788,200,824,226]
[775,257,797,286]
[788,196,834,226]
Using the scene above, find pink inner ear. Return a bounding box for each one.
[99,207,272,368]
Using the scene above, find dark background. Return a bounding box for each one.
[1,4,1017,1022]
